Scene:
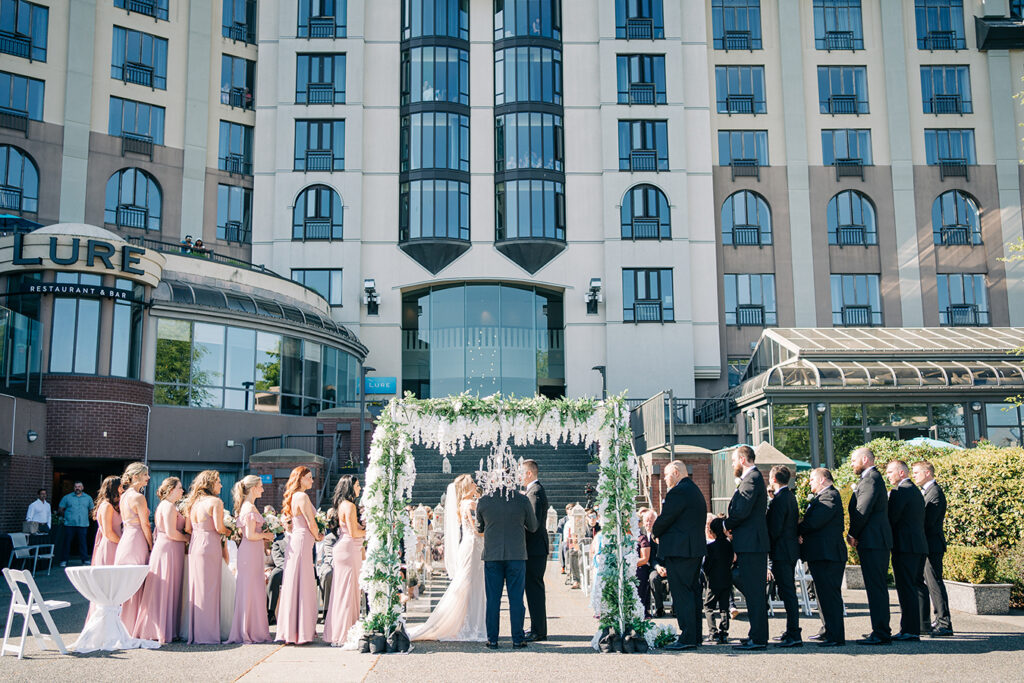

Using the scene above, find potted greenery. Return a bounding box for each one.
[943,546,1012,615]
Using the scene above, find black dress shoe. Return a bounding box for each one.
[772,634,789,642]
[807,633,825,641]
[774,637,803,648]
[485,641,499,649]
[524,632,546,642]
[654,609,665,618]
[929,627,954,638]
[817,640,845,647]
[664,642,696,651]
[856,635,892,646]
[893,632,920,642]
[732,642,766,651]
[512,641,527,649]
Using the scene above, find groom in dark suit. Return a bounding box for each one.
[521,459,549,642]
[725,445,770,650]
[476,480,538,649]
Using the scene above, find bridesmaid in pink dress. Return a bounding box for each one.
[115,462,154,629]
[186,470,230,644]
[91,476,122,566]
[228,475,274,643]
[133,477,190,643]
[323,475,365,646]
[276,466,323,644]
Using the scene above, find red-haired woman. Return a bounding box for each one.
[276,466,322,644]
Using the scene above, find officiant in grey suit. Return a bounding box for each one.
[476,478,538,649]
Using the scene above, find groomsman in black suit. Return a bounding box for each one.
[886,459,929,642]
[521,459,549,642]
[798,468,846,646]
[848,447,893,645]
[767,465,801,647]
[912,460,953,637]
[652,460,707,650]
[725,445,770,651]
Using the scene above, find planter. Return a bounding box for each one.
[842,565,864,590]
[944,580,1012,615]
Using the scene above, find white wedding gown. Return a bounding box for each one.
[408,500,487,642]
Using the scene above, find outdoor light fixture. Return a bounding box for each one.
[591,365,607,399]
[970,401,983,413]
[363,278,379,316]
[815,402,827,414]
[26,430,37,443]
[585,277,602,315]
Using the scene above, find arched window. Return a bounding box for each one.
[827,190,876,246]
[104,168,162,231]
[293,185,343,240]
[0,146,39,214]
[621,184,670,239]
[721,190,770,245]
[932,190,981,245]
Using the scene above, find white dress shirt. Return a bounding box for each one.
[26,499,51,526]
[922,479,936,492]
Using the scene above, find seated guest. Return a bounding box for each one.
[318,508,340,619]
[267,532,287,625]
[702,514,733,644]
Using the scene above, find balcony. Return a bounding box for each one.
[116,205,149,230]
[0,107,29,136]
[946,304,983,327]
[834,158,864,180]
[939,225,972,245]
[723,30,752,51]
[225,22,256,44]
[121,132,154,160]
[730,158,760,181]
[123,62,154,88]
[824,30,856,51]
[306,82,335,104]
[625,17,654,40]
[0,186,22,211]
[628,149,658,172]
[0,33,30,60]
[841,305,874,327]
[304,149,334,171]
[731,225,762,246]
[724,94,756,114]
[938,158,968,180]
[825,94,860,115]
[631,300,664,322]
[835,225,866,246]
[127,0,158,18]
[298,220,335,240]
[309,16,336,38]
[226,87,253,110]
[627,82,656,105]
[222,154,251,176]
[735,304,765,327]
[922,30,964,50]
[930,94,963,115]
[221,220,251,244]
[629,218,662,240]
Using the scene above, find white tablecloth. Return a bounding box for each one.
[65,565,160,653]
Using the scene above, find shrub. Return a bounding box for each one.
[996,541,1024,608]
[944,545,998,584]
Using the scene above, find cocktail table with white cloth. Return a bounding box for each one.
[64,565,160,653]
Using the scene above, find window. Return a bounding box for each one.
[293,185,343,240]
[494,0,561,40]
[495,180,565,240]
[49,273,102,374]
[622,268,674,322]
[295,53,346,104]
[221,55,255,110]
[401,46,469,106]
[724,274,777,326]
[616,54,667,104]
[932,189,981,245]
[216,184,252,243]
[715,66,766,114]
[108,97,165,145]
[915,0,965,50]
[937,273,989,326]
[222,0,257,43]
[718,130,768,166]
[114,0,168,21]
[621,184,670,239]
[921,65,971,114]
[401,112,468,172]
[0,0,47,61]
[813,0,863,50]
[494,112,561,173]
[110,278,143,379]
[817,66,868,114]
[494,46,562,106]
[0,70,43,120]
[924,128,975,164]
[294,120,345,171]
[292,269,342,306]
[0,145,38,213]
[830,274,881,326]
[297,0,347,38]
[728,357,749,388]
[400,179,470,241]
[617,120,669,171]
[112,27,168,90]
[614,0,664,40]
[406,0,469,41]
[985,403,1023,447]
[721,190,771,245]
[218,121,253,175]
[711,0,762,50]
[1014,0,1024,18]
[104,168,162,231]
[821,129,872,165]
[827,190,876,245]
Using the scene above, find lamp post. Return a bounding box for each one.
[358,365,376,468]
[591,365,607,399]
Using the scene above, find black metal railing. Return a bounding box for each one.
[252,434,338,457]
[628,149,658,172]
[724,94,755,114]
[939,225,972,245]
[736,304,764,327]
[723,30,752,50]
[938,158,968,180]
[826,94,860,114]
[922,30,964,50]
[930,94,963,114]
[304,150,333,171]
[0,186,22,211]
[121,132,154,159]
[628,82,656,105]
[626,17,654,40]
[227,87,253,109]
[117,205,148,230]
[626,395,734,427]
[731,225,761,246]
[0,33,31,59]
[631,300,664,322]
[128,236,272,272]
[0,107,29,136]
[836,224,867,246]
[306,82,335,104]
[123,62,154,87]
[221,220,251,244]
[947,304,981,326]
[841,305,873,327]
[309,16,336,38]
[628,218,662,239]
[730,158,760,180]
[128,0,158,17]
[225,22,256,43]
[835,157,864,180]
[824,30,856,50]
[299,220,335,240]
[223,154,252,175]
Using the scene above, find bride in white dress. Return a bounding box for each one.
[409,474,487,642]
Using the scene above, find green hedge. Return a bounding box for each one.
[944,545,998,585]
[996,541,1024,609]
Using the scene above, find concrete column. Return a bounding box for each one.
[986,50,1024,325]
[180,0,213,239]
[58,0,97,223]
[777,0,816,326]
[880,2,925,326]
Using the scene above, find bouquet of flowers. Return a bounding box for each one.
[262,512,285,536]
[314,510,329,536]
[223,511,242,543]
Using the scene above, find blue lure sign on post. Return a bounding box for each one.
[364,376,397,394]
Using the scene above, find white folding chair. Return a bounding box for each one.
[6,534,55,576]
[2,568,69,659]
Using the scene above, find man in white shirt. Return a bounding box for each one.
[24,488,52,534]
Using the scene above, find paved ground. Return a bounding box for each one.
[2,560,1023,682]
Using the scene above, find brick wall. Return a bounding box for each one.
[316,411,371,468]
[649,453,712,513]
[0,453,53,534]
[250,455,327,513]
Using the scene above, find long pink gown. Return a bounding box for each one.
[276,514,318,644]
[132,501,186,643]
[115,491,152,629]
[228,508,272,643]
[187,511,223,644]
[322,520,363,645]
[91,502,122,567]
